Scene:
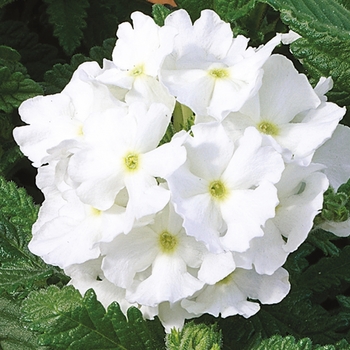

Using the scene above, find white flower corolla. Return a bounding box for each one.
[223,54,345,164]
[67,101,186,231]
[181,267,290,318]
[29,190,127,268]
[233,162,329,275]
[160,9,281,120]
[65,258,136,315]
[100,202,207,307]
[167,122,284,253]
[96,12,176,111]
[313,124,350,191]
[112,11,176,78]
[13,62,124,167]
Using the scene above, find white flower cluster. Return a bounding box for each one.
[14,9,348,331]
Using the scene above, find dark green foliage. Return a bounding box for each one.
[43,0,90,56]
[315,178,350,225]
[1,0,350,349]
[0,177,68,299]
[250,335,350,350]
[22,286,165,350]
[0,295,46,350]
[0,45,43,113]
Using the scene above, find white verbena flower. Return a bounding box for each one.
[160,9,281,121]
[222,54,345,164]
[101,201,207,307]
[167,122,284,253]
[181,267,290,318]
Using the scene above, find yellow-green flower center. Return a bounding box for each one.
[257,120,280,136]
[217,273,233,286]
[90,207,102,216]
[124,153,139,172]
[208,68,229,79]
[159,231,178,254]
[130,65,144,77]
[209,180,228,200]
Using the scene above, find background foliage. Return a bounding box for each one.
[0,0,350,349]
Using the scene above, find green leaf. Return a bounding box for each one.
[175,0,260,22]
[166,321,222,350]
[0,177,68,298]
[306,229,340,257]
[250,334,350,349]
[22,286,165,350]
[175,0,212,20]
[0,21,60,81]
[215,0,259,22]
[261,0,350,119]
[298,246,350,293]
[0,295,45,349]
[152,4,171,26]
[43,38,115,94]
[43,0,90,55]
[0,46,43,113]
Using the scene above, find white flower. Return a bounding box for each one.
[29,189,127,268]
[223,54,345,164]
[167,122,284,253]
[67,101,186,231]
[101,202,207,307]
[233,162,329,275]
[181,267,290,318]
[160,9,281,120]
[313,124,350,191]
[13,62,124,167]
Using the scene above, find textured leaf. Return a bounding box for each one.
[22,286,165,350]
[0,295,45,350]
[43,38,115,95]
[250,335,350,350]
[0,46,43,113]
[261,0,350,120]
[43,0,90,55]
[306,229,340,257]
[175,0,259,22]
[0,177,68,298]
[152,4,171,26]
[0,21,60,81]
[298,246,350,293]
[166,321,222,350]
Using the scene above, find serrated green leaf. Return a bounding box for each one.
[306,229,340,257]
[166,321,222,350]
[298,246,350,293]
[251,335,313,350]
[250,334,350,350]
[215,0,259,22]
[261,0,350,120]
[22,286,165,350]
[43,0,90,55]
[43,53,90,94]
[0,46,43,113]
[0,177,68,298]
[0,21,60,81]
[0,295,46,350]
[152,4,171,26]
[89,38,115,67]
